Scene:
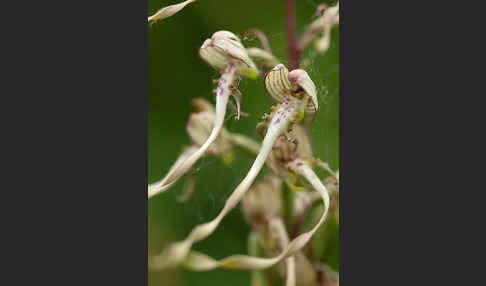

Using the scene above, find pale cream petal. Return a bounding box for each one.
[147,0,197,22]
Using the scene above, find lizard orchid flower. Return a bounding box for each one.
[148,32,258,197]
[148,1,341,284]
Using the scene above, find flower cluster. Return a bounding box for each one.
[148,2,339,286]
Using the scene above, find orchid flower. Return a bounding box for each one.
[148,31,259,197]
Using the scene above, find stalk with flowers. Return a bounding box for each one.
[148,1,339,285]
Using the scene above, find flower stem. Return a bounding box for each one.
[282,182,295,232]
[286,0,300,69]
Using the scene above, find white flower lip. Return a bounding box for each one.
[264,64,318,113]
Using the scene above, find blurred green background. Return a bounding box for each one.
[148,0,339,285]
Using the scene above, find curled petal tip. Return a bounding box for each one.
[288,69,318,113]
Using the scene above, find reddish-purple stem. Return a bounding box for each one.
[286,0,300,70]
